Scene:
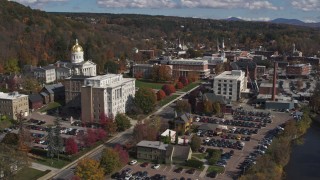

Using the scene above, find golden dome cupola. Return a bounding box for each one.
[71,39,83,53]
[71,39,84,64]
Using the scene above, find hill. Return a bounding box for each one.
[0,1,319,74]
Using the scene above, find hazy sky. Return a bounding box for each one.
[11,0,320,22]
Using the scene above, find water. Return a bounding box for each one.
[285,122,320,180]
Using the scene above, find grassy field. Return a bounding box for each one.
[158,95,180,107]
[180,82,200,92]
[15,168,50,180]
[192,153,207,160]
[135,80,165,90]
[35,156,70,169]
[207,165,225,173]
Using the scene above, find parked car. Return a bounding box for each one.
[141,162,149,167]
[152,164,160,169]
[129,160,137,165]
[174,167,183,173]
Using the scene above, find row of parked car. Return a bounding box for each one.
[203,138,245,150]
[237,126,284,175]
[233,108,271,118]
[233,115,272,123]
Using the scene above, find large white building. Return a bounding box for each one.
[33,65,56,84]
[213,70,247,101]
[55,39,96,79]
[81,74,135,122]
[0,92,29,120]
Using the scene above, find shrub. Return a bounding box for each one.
[175,82,184,89]
[157,89,166,100]
[162,84,176,96]
[185,159,204,169]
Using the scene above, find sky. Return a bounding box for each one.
[10,0,320,22]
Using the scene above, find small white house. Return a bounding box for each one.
[161,129,176,143]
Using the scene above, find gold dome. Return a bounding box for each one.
[71,39,83,53]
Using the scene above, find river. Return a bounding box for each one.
[285,122,320,180]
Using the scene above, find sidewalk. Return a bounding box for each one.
[31,162,58,172]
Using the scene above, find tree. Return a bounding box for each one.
[85,128,98,147]
[162,84,176,96]
[0,144,29,179]
[175,100,191,114]
[114,144,129,165]
[190,135,201,151]
[4,58,20,73]
[215,63,225,75]
[100,148,121,175]
[104,60,119,74]
[157,89,166,101]
[152,65,172,82]
[47,117,63,160]
[65,138,78,155]
[296,80,303,91]
[115,114,131,131]
[203,100,213,115]
[179,76,189,86]
[134,71,143,79]
[132,120,158,143]
[1,133,19,146]
[134,87,157,114]
[96,128,107,141]
[187,72,198,82]
[213,101,221,115]
[175,82,183,89]
[75,158,105,180]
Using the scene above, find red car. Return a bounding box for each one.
[140,162,149,167]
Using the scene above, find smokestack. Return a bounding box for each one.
[272,62,278,101]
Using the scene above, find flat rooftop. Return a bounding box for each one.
[214,70,244,80]
[0,92,28,100]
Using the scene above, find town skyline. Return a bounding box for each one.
[10,0,320,22]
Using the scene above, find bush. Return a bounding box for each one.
[185,159,204,169]
[157,89,166,101]
[206,149,222,165]
[162,84,176,96]
[175,82,184,89]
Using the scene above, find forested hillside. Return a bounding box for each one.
[0,0,319,73]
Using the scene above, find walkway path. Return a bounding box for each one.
[31,162,58,172]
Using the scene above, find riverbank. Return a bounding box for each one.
[284,122,320,180]
[239,108,312,180]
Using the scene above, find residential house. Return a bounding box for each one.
[28,94,43,111]
[160,129,176,143]
[136,140,192,164]
[170,113,193,134]
[40,83,65,104]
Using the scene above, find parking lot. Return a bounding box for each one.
[114,162,205,180]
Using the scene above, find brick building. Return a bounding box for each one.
[286,64,311,77]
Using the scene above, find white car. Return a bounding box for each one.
[153,164,160,169]
[125,173,132,180]
[205,137,210,143]
[195,117,200,122]
[129,160,137,165]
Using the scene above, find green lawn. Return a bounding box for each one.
[192,153,207,160]
[40,102,62,112]
[207,165,225,174]
[180,82,199,92]
[158,95,179,107]
[15,167,50,180]
[135,80,165,90]
[35,156,70,169]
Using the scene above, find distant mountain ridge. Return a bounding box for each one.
[226,17,320,28]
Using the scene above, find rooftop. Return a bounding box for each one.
[136,140,168,150]
[214,70,245,80]
[0,92,28,100]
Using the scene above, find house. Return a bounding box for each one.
[33,65,56,84]
[170,113,193,134]
[165,145,192,164]
[160,129,176,143]
[136,140,168,163]
[40,83,65,104]
[28,94,43,110]
[136,140,192,164]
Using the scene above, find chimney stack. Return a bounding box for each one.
[272,61,278,101]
